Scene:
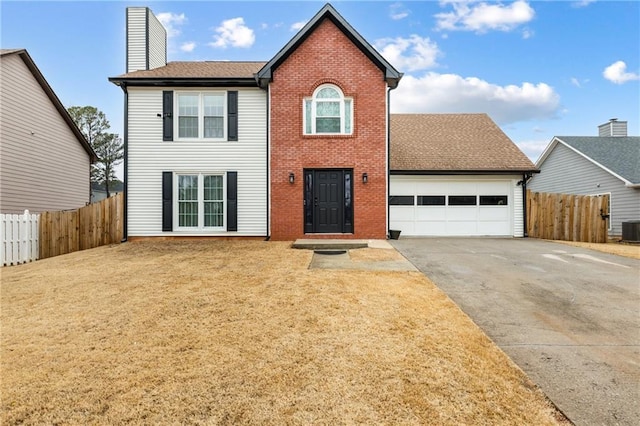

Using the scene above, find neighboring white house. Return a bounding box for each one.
[0,49,97,214]
[529,119,640,236]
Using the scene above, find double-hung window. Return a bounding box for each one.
[176,92,225,140]
[176,173,225,230]
[304,84,353,135]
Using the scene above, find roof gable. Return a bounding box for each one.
[256,3,402,89]
[1,49,97,162]
[390,114,537,173]
[538,136,640,185]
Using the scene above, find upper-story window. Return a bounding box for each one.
[176,92,225,139]
[303,84,353,135]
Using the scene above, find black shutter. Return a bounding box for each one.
[162,91,173,141]
[162,171,173,231]
[227,171,238,231]
[227,91,238,141]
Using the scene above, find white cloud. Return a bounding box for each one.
[180,42,196,52]
[603,61,640,84]
[156,12,187,39]
[391,72,561,125]
[515,139,549,162]
[290,20,307,32]
[390,3,410,20]
[570,77,581,88]
[572,0,596,8]
[521,28,534,39]
[210,17,255,48]
[375,35,440,72]
[435,0,535,33]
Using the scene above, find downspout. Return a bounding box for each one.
[263,84,270,241]
[121,85,129,242]
[521,172,532,238]
[387,87,391,237]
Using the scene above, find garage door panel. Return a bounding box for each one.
[416,207,446,221]
[478,221,510,235]
[479,206,509,220]
[447,207,478,221]
[446,222,478,235]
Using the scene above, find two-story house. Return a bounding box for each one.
[110,4,536,241]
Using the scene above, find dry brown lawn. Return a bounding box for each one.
[552,240,640,259]
[1,241,566,425]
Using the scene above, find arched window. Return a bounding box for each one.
[303,84,353,135]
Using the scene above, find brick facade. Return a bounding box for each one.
[269,18,389,240]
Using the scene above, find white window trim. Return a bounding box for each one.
[174,172,226,231]
[174,91,227,141]
[303,84,353,135]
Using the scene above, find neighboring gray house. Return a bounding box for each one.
[529,120,640,236]
[0,49,97,214]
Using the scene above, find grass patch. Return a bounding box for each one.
[1,240,565,424]
[552,240,640,260]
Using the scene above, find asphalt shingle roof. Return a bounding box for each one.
[114,61,266,79]
[556,136,640,184]
[390,113,536,172]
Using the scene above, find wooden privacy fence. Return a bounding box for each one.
[1,210,39,266]
[527,190,609,243]
[39,192,124,259]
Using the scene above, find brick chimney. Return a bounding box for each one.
[126,7,167,73]
[598,118,627,137]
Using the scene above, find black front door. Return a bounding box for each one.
[304,169,353,234]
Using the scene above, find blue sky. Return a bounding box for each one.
[2,0,639,178]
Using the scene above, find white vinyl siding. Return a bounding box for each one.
[0,53,91,214]
[127,87,267,236]
[529,143,640,236]
[126,7,147,73]
[126,7,166,73]
[389,175,523,237]
[147,9,167,70]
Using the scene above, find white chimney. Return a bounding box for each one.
[126,7,167,73]
[598,118,627,137]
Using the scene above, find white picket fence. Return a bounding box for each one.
[1,210,39,266]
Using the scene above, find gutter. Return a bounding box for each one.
[625,183,640,188]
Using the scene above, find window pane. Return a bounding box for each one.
[204,201,224,227]
[418,196,445,206]
[204,117,224,138]
[204,175,223,201]
[203,94,224,117]
[316,118,340,133]
[178,175,198,201]
[479,195,508,205]
[179,117,198,138]
[449,196,476,206]
[305,100,312,134]
[178,94,198,116]
[179,201,198,227]
[344,99,352,134]
[316,101,340,117]
[317,87,339,98]
[204,175,224,227]
[390,195,414,206]
[178,175,198,227]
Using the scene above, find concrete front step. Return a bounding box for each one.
[292,239,369,250]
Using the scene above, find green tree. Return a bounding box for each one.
[68,106,124,198]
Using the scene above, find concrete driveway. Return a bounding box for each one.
[391,238,640,426]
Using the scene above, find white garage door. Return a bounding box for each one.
[390,177,520,237]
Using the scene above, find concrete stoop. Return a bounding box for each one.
[292,239,370,250]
